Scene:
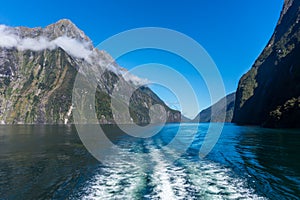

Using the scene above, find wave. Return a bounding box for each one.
[77,136,266,200]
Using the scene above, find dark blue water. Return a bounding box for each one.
[0,123,299,199]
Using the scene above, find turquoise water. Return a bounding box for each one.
[0,124,299,199]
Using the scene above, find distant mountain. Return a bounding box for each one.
[181,115,192,123]
[192,92,235,123]
[0,19,180,124]
[233,0,300,128]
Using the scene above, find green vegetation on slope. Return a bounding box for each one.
[233,0,300,128]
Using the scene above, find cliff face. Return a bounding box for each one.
[233,0,300,128]
[193,92,235,123]
[0,19,180,124]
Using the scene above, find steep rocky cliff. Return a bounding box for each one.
[0,19,180,124]
[233,0,300,128]
[193,92,235,123]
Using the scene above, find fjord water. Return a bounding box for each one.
[0,124,299,199]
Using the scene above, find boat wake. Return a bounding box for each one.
[76,136,266,200]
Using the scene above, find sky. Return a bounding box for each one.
[0,0,284,118]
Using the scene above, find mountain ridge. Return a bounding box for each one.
[0,19,181,124]
[192,92,235,123]
[232,0,300,128]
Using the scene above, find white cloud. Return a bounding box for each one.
[53,36,91,60]
[0,25,18,48]
[122,71,150,85]
[0,25,91,60]
[19,37,55,51]
[105,63,150,85]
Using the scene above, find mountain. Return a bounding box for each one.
[0,19,180,124]
[232,0,300,128]
[192,92,235,123]
[181,115,192,123]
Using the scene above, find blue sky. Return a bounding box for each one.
[0,0,283,118]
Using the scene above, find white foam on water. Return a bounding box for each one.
[79,138,267,200]
[162,147,267,200]
[146,140,200,200]
[81,146,147,200]
[148,148,179,199]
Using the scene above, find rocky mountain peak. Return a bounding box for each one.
[0,19,95,61]
[43,19,92,43]
[0,19,93,48]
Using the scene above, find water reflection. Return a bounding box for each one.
[236,127,300,199]
[0,125,98,199]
